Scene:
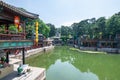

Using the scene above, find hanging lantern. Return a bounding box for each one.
[35,21,39,46]
[14,16,20,31]
[14,16,20,27]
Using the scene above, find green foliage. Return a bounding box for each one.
[9,25,18,33]
[72,18,96,39]
[70,12,120,40]
[61,26,73,37]
[26,25,35,39]
[106,13,120,38]
[46,23,56,37]
[37,19,50,38]
[60,36,69,44]
[25,18,50,39]
[44,25,50,38]
[0,25,5,33]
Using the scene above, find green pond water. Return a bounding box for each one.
[26,46,120,80]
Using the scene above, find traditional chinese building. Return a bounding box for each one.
[79,37,120,53]
[0,1,40,79]
[67,38,74,46]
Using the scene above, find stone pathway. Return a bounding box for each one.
[1,46,54,80]
[1,64,45,80]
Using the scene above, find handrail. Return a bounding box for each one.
[0,33,24,40]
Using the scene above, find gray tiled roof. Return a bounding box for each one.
[0,1,39,19]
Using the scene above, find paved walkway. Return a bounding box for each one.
[1,64,45,80]
[1,46,54,80]
[9,58,22,64]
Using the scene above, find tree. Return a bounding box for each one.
[44,25,50,38]
[25,18,50,39]
[37,19,50,38]
[26,25,35,39]
[106,13,120,39]
[96,17,106,39]
[71,18,96,39]
[71,23,79,39]
[61,26,73,37]
[46,23,56,37]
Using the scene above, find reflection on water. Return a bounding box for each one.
[27,46,120,80]
[47,59,99,80]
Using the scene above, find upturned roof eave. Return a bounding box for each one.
[0,1,39,19]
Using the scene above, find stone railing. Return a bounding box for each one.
[80,47,97,51]
[97,48,118,53]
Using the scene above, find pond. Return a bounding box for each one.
[26,46,120,80]
[46,59,98,80]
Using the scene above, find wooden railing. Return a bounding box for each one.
[0,31,33,49]
[0,33,25,40]
[0,29,26,40]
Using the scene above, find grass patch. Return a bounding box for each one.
[70,47,107,54]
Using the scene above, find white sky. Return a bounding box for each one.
[4,0,120,27]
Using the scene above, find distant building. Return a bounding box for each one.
[55,30,61,38]
[79,34,120,53]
